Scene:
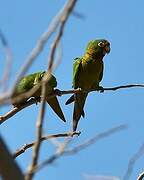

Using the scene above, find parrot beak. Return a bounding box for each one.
[104,43,111,54]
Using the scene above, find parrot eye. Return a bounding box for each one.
[98,42,105,47]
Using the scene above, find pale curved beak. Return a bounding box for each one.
[104,44,111,54]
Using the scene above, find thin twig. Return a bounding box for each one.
[64,124,127,155]
[123,143,144,180]
[25,82,47,180]
[35,124,127,172]
[13,131,81,158]
[0,0,77,104]
[36,138,71,172]
[1,83,144,106]
[137,171,144,180]
[47,0,77,71]
[25,1,78,179]
[1,83,144,125]
[0,29,13,91]
[0,98,40,125]
[103,84,144,91]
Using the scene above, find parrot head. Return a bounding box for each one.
[86,39,110,57]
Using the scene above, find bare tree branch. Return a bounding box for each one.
[0,98,40,125]
[137,171,144,180]
[123,143,144,180]
[35,124,127,173]
[0,29,13,91]
[1,83,144,125]
[64,124,127,155]
[25,1,78,179]
[1,83,144,106]
[25,83,47,180]
[103,84,144,91]
[0,0,78,104]
[0,135,24,180]
[13,131,80,158]
[47,0,77,71]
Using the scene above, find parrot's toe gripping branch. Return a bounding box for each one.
[54,89,62,96]
[77,88,82,93]
[30,97,40,105]
[70,131,81,137]
[98,86,104,93]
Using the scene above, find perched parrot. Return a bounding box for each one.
[11,71,66,122]
[66,39,110,131]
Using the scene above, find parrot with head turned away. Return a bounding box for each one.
[11,71,66,122]
[65,39,111,131]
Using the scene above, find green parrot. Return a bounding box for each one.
[66,39,110,131]
[11,71,66,122]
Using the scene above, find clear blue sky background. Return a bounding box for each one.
[1,0,144,180]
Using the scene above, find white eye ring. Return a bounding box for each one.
[98,42,104,47]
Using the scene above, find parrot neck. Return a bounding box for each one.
[84,52,104,60]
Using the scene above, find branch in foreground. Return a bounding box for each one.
[0,98,39,125]
[13,131,80,158]
[0,0,78,103]
[123,143,144,180]
[64,124,128,155]
[36,124,127,172]
[1,83,144,125]
[25,1,78,179]
[25,83,47,180]
[0,135,24,180]
[137,171,144,180]
[0,29,13,91]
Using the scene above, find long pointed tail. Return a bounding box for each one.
[46,96,66,122]
[73,93,88,131]
[65,95,74,105]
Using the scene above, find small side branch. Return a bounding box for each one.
[64,124,127,155]
[25,83,46,180]
[35,124,127,172]
[0,29,13,91]
[0,84,144,125]
[123,143,144,180]
[0,98,40,125]
[103,84,144,91]
[13,131,80,158]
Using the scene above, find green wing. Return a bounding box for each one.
[73,58,82,89]
[34,72,57,88]
[14,71,46,95]
[47,75,57,88]
[14,73,39,95]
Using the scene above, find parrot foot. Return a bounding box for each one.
[78,88,82,92]
[30,97,40,105]
[90,86,104,93]
[98,86,104,93]
[54,89,62,96]
[70,131,81,137]
[75,88,82,93]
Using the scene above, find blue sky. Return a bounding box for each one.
[1,0,144,180]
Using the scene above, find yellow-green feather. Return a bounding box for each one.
[68,39,109,131]
[11,71,66,122]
